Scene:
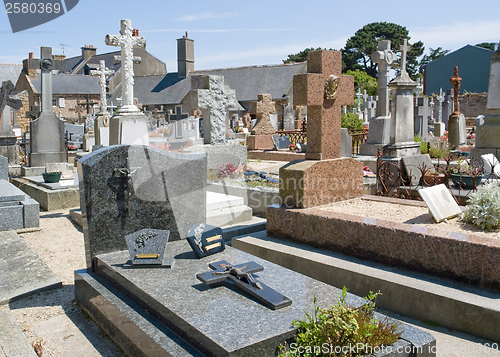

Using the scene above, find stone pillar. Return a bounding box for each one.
[472,43,500,160]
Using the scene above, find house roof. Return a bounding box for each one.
[134,62,307,106]
[0,64,23,85]
[31,73,100,95]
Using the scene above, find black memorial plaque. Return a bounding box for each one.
[186,223,225,259]
[124,228,173,268]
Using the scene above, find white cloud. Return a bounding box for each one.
[410,20,500,53]
[174,11,238,22]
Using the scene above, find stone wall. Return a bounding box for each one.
[458,93,487,118]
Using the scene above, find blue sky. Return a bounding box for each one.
[1,0,499,72]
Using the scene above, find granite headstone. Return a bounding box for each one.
[77,145,207,269]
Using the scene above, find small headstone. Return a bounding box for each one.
[186,223,225,259]
[271,135,291,150]
[124,228,173,268]
[283,105,296,131]
[419,184,462,222]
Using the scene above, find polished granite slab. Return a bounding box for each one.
[86,240,435,357]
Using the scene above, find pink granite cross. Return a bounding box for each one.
[252,93,276,135]
[293,51,354,160]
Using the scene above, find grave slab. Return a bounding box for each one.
[418,184,462,222]
[0,180,39,231]
[0,230,61,304]
[75,240,435,357]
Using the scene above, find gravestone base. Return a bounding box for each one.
[0,142,19,164]
[0,180,39,231]
[109,113,149,146]
[246,135,274,150]
[29,151,68,168]
[448,113,466,148]
[434,122,446,138]
[83,133,95,152]
[94,112,111,146]
[382,141,421,158]
[472,114,500,155]
[75,240,435,357]
[279,158,364,209]
[183,142,247,171]
[359,116,391,155]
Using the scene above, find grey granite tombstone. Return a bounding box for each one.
[401,154,434,185]
[271,135,291,150]
[77,145,207,269]
[340,128,352,158]
[0,180,39,231]
[30,47,67,166]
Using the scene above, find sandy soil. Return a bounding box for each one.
[1,209,124,357]
[319,198,500,240]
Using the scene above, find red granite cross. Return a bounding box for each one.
[293,51,354,160]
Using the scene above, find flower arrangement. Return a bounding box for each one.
[152,143,170,151]
[208,163,246,180]
[67,145,78,151]
[235,127,244,133]
[289,143,298,151]
[156,127,171,137]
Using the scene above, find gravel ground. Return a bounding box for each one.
[2,209,124,357]
[320,198,500,239]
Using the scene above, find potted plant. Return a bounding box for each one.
[67,145,78,151]
[448,158,483,190]
[423,169,446,186]
[42,171,62,183]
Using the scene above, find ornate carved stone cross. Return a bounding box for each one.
[90,60,115,113]
[449,66,462,115]
[293,51,354,160]
[105,19,146,113]
[191,75,237,145]
[252,93,276,135]
[436,88,444,122]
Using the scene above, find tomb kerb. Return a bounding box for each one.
[278,50,364,209]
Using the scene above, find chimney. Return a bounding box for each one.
[29,52,34,59]
[81,45,97,61]
[132,28,139,37]
[23,51,39,78]
[177,33,194,78]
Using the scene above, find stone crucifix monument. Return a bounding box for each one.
[383,39,421,157]
[90,60,115,146]
[434,88,446,137]
[279,50,363,208]
[190,74,237,145]
[247,93,276,150]
[472,42,500,160]
[448,66,466,148]
[0,80,22,163]
[359,40,395,155]
[105,19,149,146]
[30,47,67,167]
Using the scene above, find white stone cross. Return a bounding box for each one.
[436,88,444,122]
[371,40,394,117]
[400,39,411,76]
[191,75,237,145]
[90,60,115,113]
[356,88,363,112]
[105,19,145,114]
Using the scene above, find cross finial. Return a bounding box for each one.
[90,60,115,113]
[400,39,411,75]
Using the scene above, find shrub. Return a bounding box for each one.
[279,287,401,356]
[341,113,364,131]
[461,183,500,230]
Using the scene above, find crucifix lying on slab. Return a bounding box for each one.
[196,260,292,310]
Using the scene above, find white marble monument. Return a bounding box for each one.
[90,60,115,147]
[105,19,149,146]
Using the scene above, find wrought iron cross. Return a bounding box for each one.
[449,66,462,115]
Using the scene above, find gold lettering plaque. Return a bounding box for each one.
[205,235,222,243]
[135,254,159,259]
[205,242,222,251]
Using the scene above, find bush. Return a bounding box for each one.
[279,287,400,356]
[341,113,364,131]
[461,183,500,230]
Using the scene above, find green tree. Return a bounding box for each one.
[475,42,496,51]
[342,22,424,79]
[346,69,377,96]
[418,47,450,73]
[283,47,334,64]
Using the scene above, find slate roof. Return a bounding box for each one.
[30,73,100,95]
[0,64,23,85]
[134,62,306,106]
